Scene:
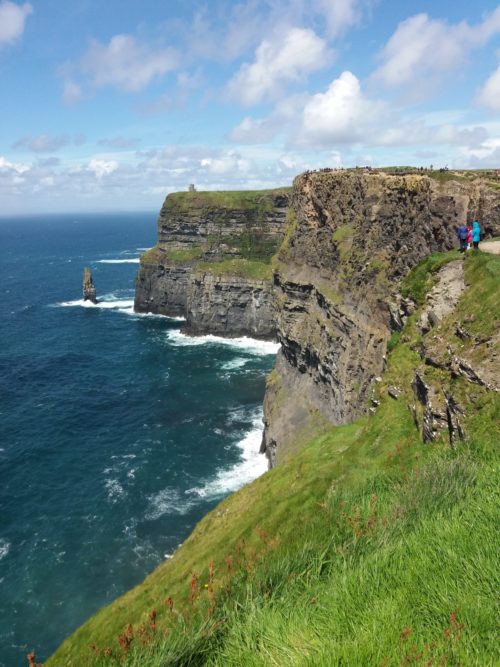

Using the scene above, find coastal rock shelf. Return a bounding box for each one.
[134,189,290,338]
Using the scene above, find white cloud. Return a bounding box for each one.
[67,34,178,97]
[230,116,281,143]
[83,35,177,92]
[0,1,32,47]
[299,71,381,145]
[87,159,118,178]
[373,8,500,90]
[183,0,371,64]
[313,0,366,37]
[227,27,329,105]
[477,64,500,111]
[200,152,250,175]
[229,71,491,154]
[0,155,30,173]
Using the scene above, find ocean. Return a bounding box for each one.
[0,213,277,666]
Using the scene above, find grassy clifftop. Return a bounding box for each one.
[48,249,499,666]
[164,188,291,214]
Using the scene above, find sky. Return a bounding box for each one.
[1,0,500,214]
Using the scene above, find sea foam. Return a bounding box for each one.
[0,539,11,561]
[56,296,185,320]
[220,357,249,371]
[58,298,135,309]
[166,330,280,355]
[95,258,141,264]
[145,488,196,520]
[187,409,268,501]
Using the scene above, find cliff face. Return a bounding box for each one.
[134,190,289,337]
[261,170,499,466]
[186,272,275,338]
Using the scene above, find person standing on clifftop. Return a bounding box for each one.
[472,220,481,249]
[457,222,468,253]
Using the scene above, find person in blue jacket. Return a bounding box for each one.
[472,220,481,249]
[456,222,469,253]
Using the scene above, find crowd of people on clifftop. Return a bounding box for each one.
[456,218,482,253]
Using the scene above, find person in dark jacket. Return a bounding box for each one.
[457,223,468,253]
[472,220,481,249]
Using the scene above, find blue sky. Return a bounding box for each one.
[1,0,500,213]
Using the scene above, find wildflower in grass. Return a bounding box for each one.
[102,647,112,657]
[208,559,215,584]
[164,596,174,612]
[224,554,233,571]
[257,528,269,545]
[88,643,100,656]
[190,571,199,605]
[26,651,43,667]
[443,609,464,643]
[149,608,157,632]
[138,623,151,646]
[117,625,134,653]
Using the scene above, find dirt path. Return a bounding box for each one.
[480,240,500,254]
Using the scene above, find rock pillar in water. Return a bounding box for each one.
[83,267,97,303]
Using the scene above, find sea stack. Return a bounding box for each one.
[82,267,97,303]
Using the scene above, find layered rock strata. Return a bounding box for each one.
[186,273,275,338]
[261,170,499,466]
[134,189,289,337]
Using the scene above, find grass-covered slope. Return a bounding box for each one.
[48,251,499,666]
[163,188,291,214]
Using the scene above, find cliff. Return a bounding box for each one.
[134,189,290,338]
[47,246,499,667]
[261,169,500,466]
[46,170,499,665]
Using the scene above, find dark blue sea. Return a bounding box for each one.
[0,213,277,666]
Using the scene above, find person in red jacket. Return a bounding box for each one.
[467,223,473,249]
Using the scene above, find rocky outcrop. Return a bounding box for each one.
[135,256,189,316]
[134,189,289,337]
[418,260,465,333]
[261,170,497,466]
[83,267,97,303]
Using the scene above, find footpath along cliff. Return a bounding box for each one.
[134,189,289,338]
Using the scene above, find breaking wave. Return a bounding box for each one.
[95,258,141,264]
[55,295,185,320]
[166,330,280,355]
[187,409,267,500]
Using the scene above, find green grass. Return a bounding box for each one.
[165,188,291,213]
[195,259,273,281]
[47,251,499,667]
[139,246,164,265]
[401,250,462,304]
[427,171,467,184]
